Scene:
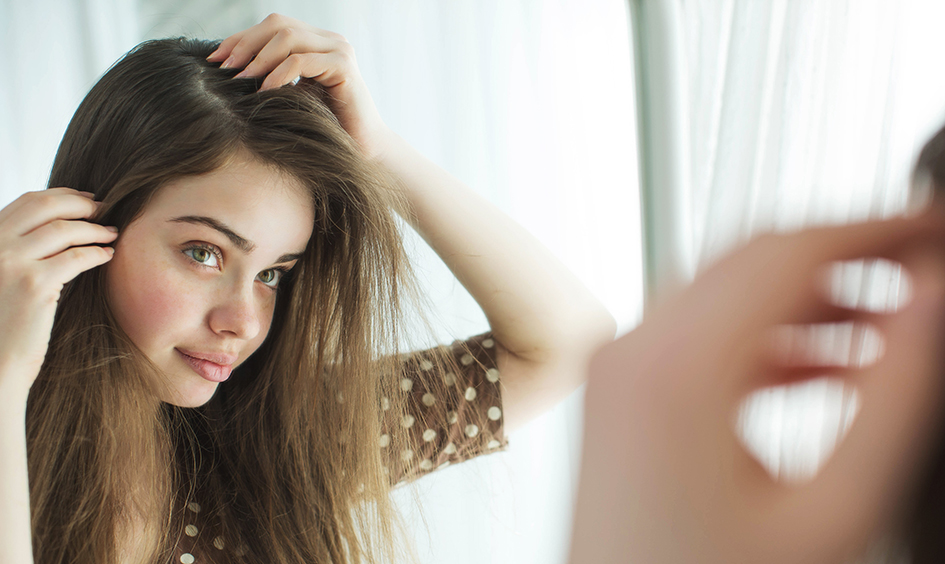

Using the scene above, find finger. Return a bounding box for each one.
[207,31,246,62]
[20,220,118,260]
[218,30,273,70]
[0,190,100,237]
[234,28,337,79]
[783,299,885,326]
[260,52,349,91]
[748,319,884,391]
[791,208,945,268]
[39,244,115,286]
[258,54,308,90]
[215,14,311,70]
[0,188,94,225]
[717,213,945,337]
[792,245,945,547]
[763,363,857,387]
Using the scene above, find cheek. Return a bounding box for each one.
[107,244,203,354]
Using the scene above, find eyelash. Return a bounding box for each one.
[181,243,291,290]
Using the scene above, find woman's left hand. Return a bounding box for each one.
[207,14,391,159]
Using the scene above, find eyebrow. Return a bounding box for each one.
[169,215,304,264]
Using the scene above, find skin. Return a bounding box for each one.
[106,155,314,407]
[569,208,945,564]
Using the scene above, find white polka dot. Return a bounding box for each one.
[447,411,458,424]
[419,459,434,471]
[381,465,389,475]
[464,387,477,401]
[186,502,201,513]
[357,483,366,493]
[180,554,195,564]
[419,359,434,371]
[422,393,436,406]
[401,449,414,462]
[487,406,502,420]
[379,434,390,448]
[401,414,415,428]
[400,378,414,392]
[465,424,479,438]
[335,392,344,404]
[381,397,390,410]
[482,338,495,348]
[444,373,457,386]
[422,429,437,442]
[185,524,198,537]
[485,368,500,383]
[460,354,474,366]
[488,440,501,449]
[213,536,225,550]
[438,461,451,469]
[444,442,457,454]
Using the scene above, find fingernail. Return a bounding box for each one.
[220,56,236,69]
[105,247,115,255]
[206,48,220,60]
[106,226,118,233]
[79,191,96,198]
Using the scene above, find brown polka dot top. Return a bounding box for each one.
[173,332,507,563]
[382,332,509,485]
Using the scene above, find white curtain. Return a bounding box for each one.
[635,0,945,483]
[0,0,139,207]
[0,1,640,563]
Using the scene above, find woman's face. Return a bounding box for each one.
[106,155,315,407]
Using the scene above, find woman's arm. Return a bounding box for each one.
[0,383,33,563]
[371,130,616,433]
[0,188,117,563]
[210,14,617,434]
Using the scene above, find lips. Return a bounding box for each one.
[175,349,237,383]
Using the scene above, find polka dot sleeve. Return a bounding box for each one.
[382,332,508,486]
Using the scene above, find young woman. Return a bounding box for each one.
[0,14,616,564]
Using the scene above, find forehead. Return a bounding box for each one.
[144,156,315,252]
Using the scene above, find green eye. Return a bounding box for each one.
[183,245,220,268]
[257,269,283,289]
[192,248,211,262]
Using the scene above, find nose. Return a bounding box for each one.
[208,281,262,341]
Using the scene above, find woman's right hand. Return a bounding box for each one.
[0,188,117,399]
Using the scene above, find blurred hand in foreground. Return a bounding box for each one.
[570,207,945,564]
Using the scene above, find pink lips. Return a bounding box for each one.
[176,349,237,383]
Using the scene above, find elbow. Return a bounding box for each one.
[552,302,618,360]
[576,300,618,346]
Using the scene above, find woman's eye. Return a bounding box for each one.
[257,268,283,289]
[183,246,220,268]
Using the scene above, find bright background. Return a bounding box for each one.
[0,1,639,563]
[7,0,945,562]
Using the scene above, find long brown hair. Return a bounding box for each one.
[886,124,945,563]
[28,37,427,563]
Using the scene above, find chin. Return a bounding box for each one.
[158,380,221,408]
